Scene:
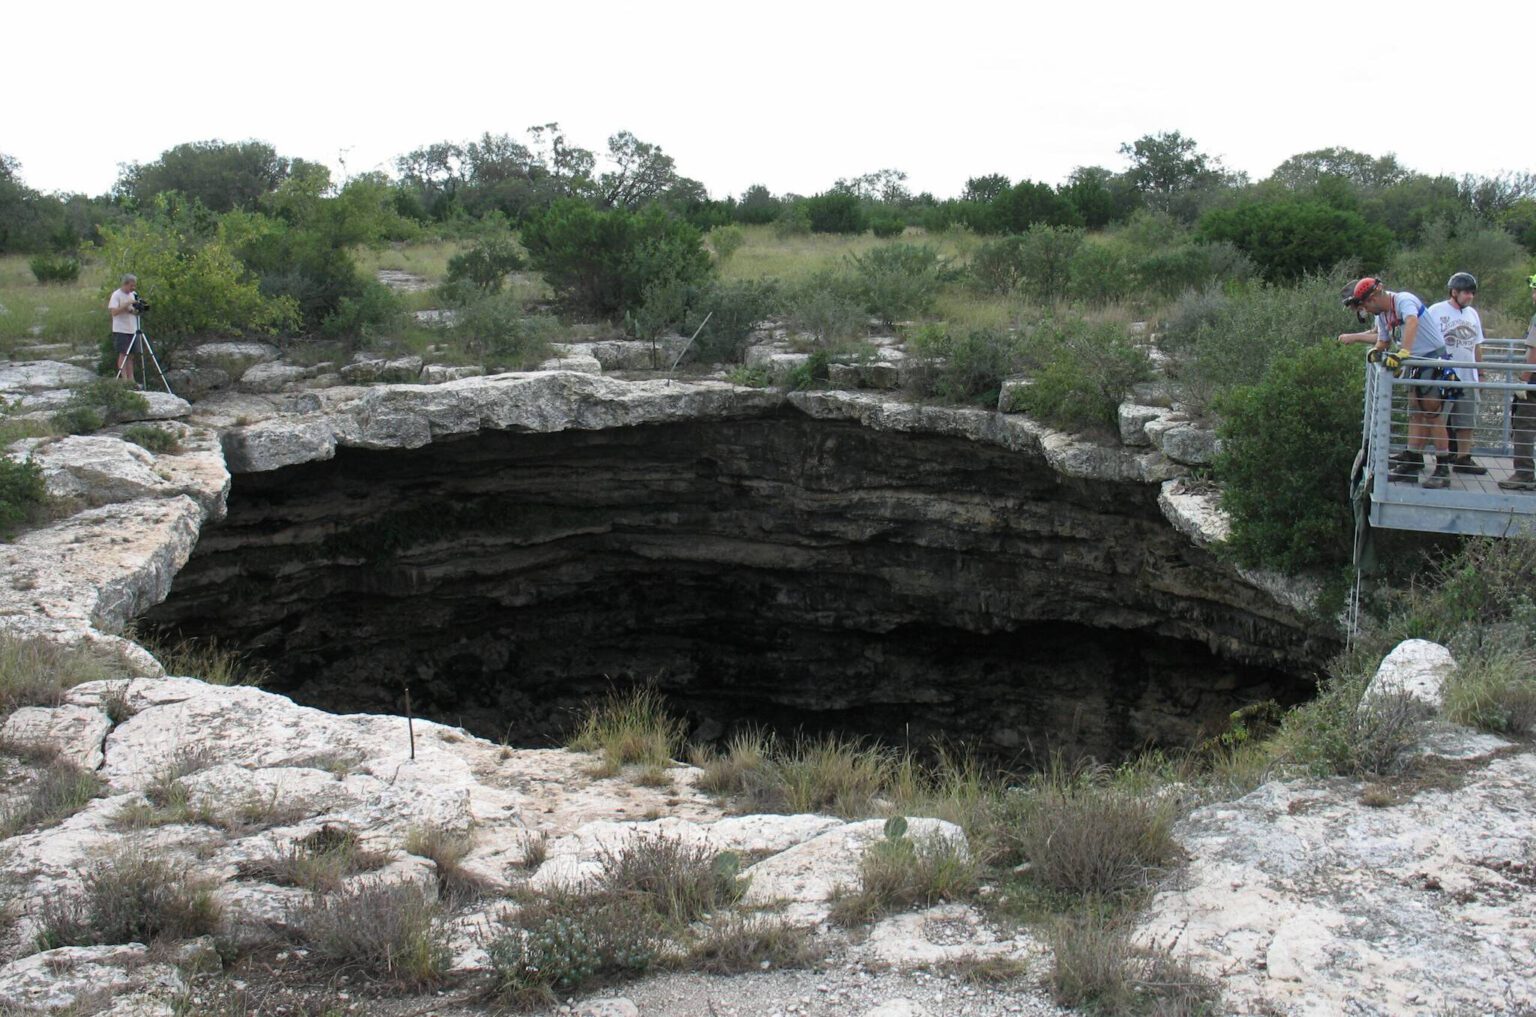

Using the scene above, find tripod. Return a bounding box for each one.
[115,326,174,397]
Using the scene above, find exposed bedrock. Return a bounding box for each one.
[144,411,1329,760]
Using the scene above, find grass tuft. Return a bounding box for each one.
[830,826,977,926]
[568,684,684,775]
[0,754,104,836]
[404,823,493,902]
[239,825,392,893]
[0,632,116,717]
[1047,911,1219,1016]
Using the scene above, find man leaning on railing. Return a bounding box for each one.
[1499,274,1536,492]
[1339,276,1453,489]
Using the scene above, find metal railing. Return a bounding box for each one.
[1359,341,1536,536]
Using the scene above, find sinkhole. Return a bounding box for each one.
[142,412,1328,762]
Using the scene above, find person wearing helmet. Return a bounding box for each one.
[1429,272,1486,475]
[1338,277,1452,488]
[1498,275,1536,491]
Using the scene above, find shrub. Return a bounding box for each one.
[28,254,80,284]
[520,199,713,319]
[318,280,403,343]
[35,847,222,949]
[599,835,746,925]
[1199,198,1393,282]
[684,278,780,362]
[568,683,684,776]
[1272,670,1426,776]
[830,820,977,926]
[969,236,1030,295]
[870,216,905,239]
[1443,646,1536,734]
[785,270,868,344]
[121,424,179,454]
[1213,342,1361,573]
[288,879,449,987]
[1009,317,1152,432]
[0,756,104,837]
[491,887,664,1005]
[0,456,46,538]
[451,293,560,369]
[99,209,298,363]
[906,323,1027,406]
[1066,240,1136,305]
[1163,270,1357,416]
[707,224,746,262]
[443,233,525,294]
[848,243,949,327]
[51,379,148,434]
[805,191,866,235]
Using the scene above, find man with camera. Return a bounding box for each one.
[107,273,144,386]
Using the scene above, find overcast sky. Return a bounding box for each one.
[9,0,1532,201]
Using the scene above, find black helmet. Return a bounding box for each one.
[1447,271,1478,293]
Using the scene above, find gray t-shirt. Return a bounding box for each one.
[1375,291,1445,355]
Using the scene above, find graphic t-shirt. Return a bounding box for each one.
[1429,299,1482,383]
[1375,291,1445,356]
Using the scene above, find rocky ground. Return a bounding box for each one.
[0,351,1533,1016]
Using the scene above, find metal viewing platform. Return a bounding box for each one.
[1355,339,1536,538]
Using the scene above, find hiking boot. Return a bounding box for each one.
[1388,449,1421,465]
[1451,456,1488,475]
[1389,464,1421,484]
[1498,473,1536,491]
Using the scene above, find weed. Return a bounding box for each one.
[515,830,549,872]
[34,846,222,949]
[240,825,391,893]
[767,734,893,818]
[829,821,977,926]
[404,824,492,902]
[1047,911,1219,1016]
[144,635,269,687]
[287,879,450,987]
[491,886,664,1005]
[687,913,821,973]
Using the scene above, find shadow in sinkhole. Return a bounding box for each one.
[141,417,1326,764]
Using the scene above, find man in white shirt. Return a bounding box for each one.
[107,274,140,386]
[1428,272,1486,475]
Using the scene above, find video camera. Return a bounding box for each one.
[131,296,151,314]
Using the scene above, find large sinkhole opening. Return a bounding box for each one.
[143,414,1325,763]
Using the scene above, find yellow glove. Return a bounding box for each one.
[1382,348,1408,372]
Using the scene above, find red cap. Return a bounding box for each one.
[1352,277,1381,301]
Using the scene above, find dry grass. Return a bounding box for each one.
[144,635,270,687]
[687,913,822,973]
[34,845,222,949]
[1047,911,1219,1016]
[597,834,746,926]
[240,825,392,893]
[0,631,118,717]
[0,753,104,836]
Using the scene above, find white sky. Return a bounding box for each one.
[9,0,1533,201]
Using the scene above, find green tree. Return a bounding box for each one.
[1119,131,1236,222]
[1198,199,1392,282]
[994,180,1081,233]
[115,140,306,213]
[520,199,712,318]
[734,185,782,225]
[1214,343,1362,573]
[805,191,866,234]
[1266,148,1408,192]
